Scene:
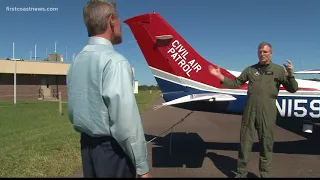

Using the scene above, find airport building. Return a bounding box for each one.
[0,56,139,101]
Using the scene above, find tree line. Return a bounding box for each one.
[138,78,320,91]
[138,85,160,90]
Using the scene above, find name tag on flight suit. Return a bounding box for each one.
[265,71,273,75]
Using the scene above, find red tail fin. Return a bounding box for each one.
[124,12,245,90]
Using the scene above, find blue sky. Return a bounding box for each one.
[0,0,319,85]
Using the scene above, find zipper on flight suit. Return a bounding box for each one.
[256,66,266,110]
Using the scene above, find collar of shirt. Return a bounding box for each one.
[88,37,114,50]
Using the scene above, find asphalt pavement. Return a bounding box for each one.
[74,97,320,178]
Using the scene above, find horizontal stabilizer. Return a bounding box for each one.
[153,93,236,111]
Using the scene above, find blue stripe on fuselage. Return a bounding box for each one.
[154,76,186,93]
[155,77,320,122]
[155,77,247,114]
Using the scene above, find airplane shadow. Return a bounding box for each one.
[145,124,320,178]
[146,133,259,178]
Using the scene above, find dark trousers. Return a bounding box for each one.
[80,133,136,178]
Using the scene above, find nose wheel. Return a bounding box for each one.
[302,120,313,134]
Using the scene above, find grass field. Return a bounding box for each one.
[0,90,161,178]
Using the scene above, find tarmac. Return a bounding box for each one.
[73,97,320,178]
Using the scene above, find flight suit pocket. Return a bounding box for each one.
[263,73,277,92]
[263,70,274,83]
[264,75,274,83]
[264,74,279,97]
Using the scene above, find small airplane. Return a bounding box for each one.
[124,12,320,134]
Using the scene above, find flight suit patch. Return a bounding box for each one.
[254,71,260,76]
[265,71,273,75]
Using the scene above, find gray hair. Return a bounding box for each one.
[83,0,118,37]
[258,42,272,53]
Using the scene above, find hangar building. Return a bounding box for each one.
[0,56,139,101]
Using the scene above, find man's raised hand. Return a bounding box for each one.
[283,59,294,74]
[208,65,224,81]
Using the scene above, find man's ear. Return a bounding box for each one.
[107,15,114,29]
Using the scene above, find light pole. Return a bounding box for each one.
[32,44,40,60]
[13,42,16,104]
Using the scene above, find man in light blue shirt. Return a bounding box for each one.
[67,0,151,178]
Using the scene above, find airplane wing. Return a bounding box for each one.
[294,69,320,74]
[154,93,236,110]
[153,93,236,110]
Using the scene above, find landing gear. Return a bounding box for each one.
[302,120,313,134]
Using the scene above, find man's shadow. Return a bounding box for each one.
[206,152,258,178]
[145,132,258,178]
